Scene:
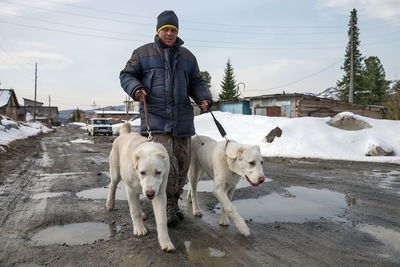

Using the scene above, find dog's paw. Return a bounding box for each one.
[239,226,251,236]
[133,225,147,236]
[160,240,175,252]
[219,217,230,226]
[106,200,114,211]
[192,209,203,217]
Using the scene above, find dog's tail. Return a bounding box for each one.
[120,122,131,135]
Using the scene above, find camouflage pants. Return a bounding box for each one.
[151,134,191,210]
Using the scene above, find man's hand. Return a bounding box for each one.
[200,100,211,112]
[134,89,147,102]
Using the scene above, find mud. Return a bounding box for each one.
[0,124,399,266]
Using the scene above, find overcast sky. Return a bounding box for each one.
[0,0,399,110]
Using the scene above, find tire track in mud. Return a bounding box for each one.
[0,143,43,227]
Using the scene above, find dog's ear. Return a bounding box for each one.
[155,151,167,159]
[134,152,141,170]
[226,142,243,159]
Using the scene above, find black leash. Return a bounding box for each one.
[209,111,227,139]
[195,111,229,147]
[142,97,153,141]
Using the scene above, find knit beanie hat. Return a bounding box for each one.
[156,10,179,33]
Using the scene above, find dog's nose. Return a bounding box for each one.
[145,190,155,198]
[258,176,265,184]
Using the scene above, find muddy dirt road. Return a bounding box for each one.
[0,125,399,266]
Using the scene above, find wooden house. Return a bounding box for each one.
[0,89,20,121]
[244,93,384,119]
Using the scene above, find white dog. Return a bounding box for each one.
[106,123,174,252]
[187,135,266,236]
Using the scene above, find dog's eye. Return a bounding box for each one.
[261,161,264,165]
[155,171,161,175]
[249,161,256,166]
[140,171,146,175]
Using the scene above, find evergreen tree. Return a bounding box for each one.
[218,59,239,102]
[362,56,389,105]
[200,71,213,99]
[337,8,366,104]
[76,107,81,122]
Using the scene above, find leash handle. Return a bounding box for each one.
[142,97,153,140]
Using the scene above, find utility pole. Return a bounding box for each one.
[34,62,38,121]
[349,24,354,104]
[91,101,98,110]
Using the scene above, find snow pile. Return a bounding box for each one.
[194,111,400,163]
[0,115,52,146]
[112,119,141,135]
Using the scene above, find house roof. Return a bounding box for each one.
[23,98,44,105]
[0,89,19,108]
[92,110,139,115]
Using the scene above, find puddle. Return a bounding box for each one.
[215,186,347,223]
[31,222,120,246]
[179,240,235,267]
[183,177,272,192]
[77,182,145,200]
[32,192,70,199]
[71,138,93,144]
[359,224,400,251]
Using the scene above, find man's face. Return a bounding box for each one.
[158,27,178,47]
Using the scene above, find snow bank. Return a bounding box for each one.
[0,115,52,146]
[194,111,400,164]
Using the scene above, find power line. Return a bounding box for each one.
[0,0,345,35]
[0,20,348,50]
[246,60,342,93]
[34,0,347,29]
[0,12,350,46]
[0,20,148,43]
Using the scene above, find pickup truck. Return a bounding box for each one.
[87,118,113,136]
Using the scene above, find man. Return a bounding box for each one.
[120,10,212,227]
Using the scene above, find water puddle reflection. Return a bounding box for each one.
[71,138,93,144]
[183,177,272,192]
[32,222,120,246]
[179,240,234,267]
[215,186,347,223]
[77,182,145,200]
[359,224,400,251]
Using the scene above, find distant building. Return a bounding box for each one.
[0,89,21,121]
[244,93,384,119]
[23,98,60,125]
[124,99,139,112]
[89,110,140,123]
[23,98,44,107]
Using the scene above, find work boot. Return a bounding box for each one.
[167,198,179,228]
[175,209,184,221]
[175,196,184,221]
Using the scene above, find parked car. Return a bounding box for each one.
[87,118,113,136]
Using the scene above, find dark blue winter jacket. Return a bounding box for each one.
[120,36,212,137]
